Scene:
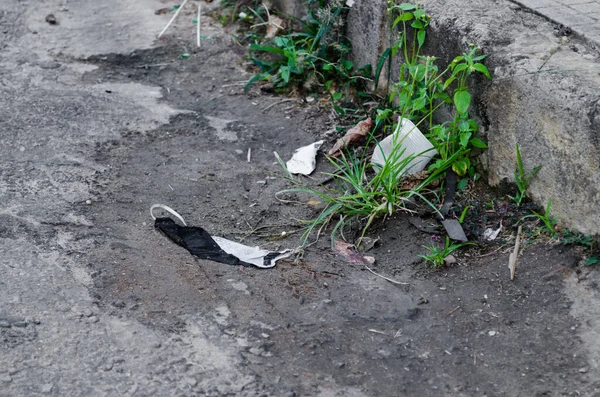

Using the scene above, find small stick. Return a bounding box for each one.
[136,63,173,68]
[158,0,190,39]
[364,265,409,285]
[448,306,461,315]
[247,148,252,163]
[508,225,522,280]
[197,3,201,48]
[368,329,388,335]
[262,98,295,112]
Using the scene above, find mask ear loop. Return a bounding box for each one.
[150,204,187,226]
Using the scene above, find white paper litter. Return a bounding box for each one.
[286,140,324,175]
[371,118,437,176]
[212,236,292,268]
[482,223,502,242]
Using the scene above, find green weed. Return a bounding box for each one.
[277,132,462,244]
[376,3,490,181]
[508,143,541,206]
[521,199,557,236]
[419,236,475,269]
[245,0,366,98]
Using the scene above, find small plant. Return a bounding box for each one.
[277,131,463,244]
[245,0,366,98]
[521,199,557,236]
[419,236,475,269]
[508,143,541,206]
[376,3,490,180]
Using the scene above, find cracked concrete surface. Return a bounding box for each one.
[1,0,600,396]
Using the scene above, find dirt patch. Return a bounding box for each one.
[70,16,600,396]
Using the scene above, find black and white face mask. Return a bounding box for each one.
[151,205,292,269]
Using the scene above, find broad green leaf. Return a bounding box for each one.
[342,60,353,70]
[399,3,417,10]
[452,63,468,75]
[414,9,426,19]
[454,90,471,114]
[452,158,470,176]
[473,63,491,79]
[393,13,413,26]
[411,20,424,29]
[412,96,427,111]
[280,66,290,83]
[470,138,488,149]
[417,30,426,48]
[332,92,343,101]
[323,63,334,71]
[459,132,472,148]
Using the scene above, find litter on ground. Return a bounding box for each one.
[151,204,292,268]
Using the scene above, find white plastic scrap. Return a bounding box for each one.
[482,223,503,242]
[286,140,324,175]
[371,118,437,176]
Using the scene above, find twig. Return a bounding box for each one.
[508,225,522,280]
[136,63,173,68]
[221,83,247,88]
[477,243,510,258]
[262,98,295,112]
[448,306,461,315]
[364,265,409,285]
[197,3,201,48]
[158,0,190,38]
[247,148,252,163]
[368,329,388,335]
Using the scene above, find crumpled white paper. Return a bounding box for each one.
[286,140,324,175]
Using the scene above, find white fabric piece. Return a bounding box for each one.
[371,118,437,176]
[286,140,324,175]
[212,236,292,269]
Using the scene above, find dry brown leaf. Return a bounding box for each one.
[265,15,285,39]
[328,117,373,157]
[333,240,375,265]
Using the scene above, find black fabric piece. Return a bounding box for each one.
[154,217,252,267]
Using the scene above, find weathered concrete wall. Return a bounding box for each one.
[347,0,600,235]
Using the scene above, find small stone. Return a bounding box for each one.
[112,300,126,308]
[183,377,197,387]
[85,200,92,205]
[83,308,93,317]
[336,361,345,368]
[249,347,263,356]
[579,367,589,373]
[405,308,420,320]
[256,180,267,185]
[417,297,429,305]
[0,374,12,383]
[45,14,57,24]
[235,149,244,155]
[0,320,11,328]
[488,331,497,336]
[41,383,53,393]
[88,316,99,323]
[322,299,333,304]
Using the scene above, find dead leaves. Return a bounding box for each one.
[327,117,373,157]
